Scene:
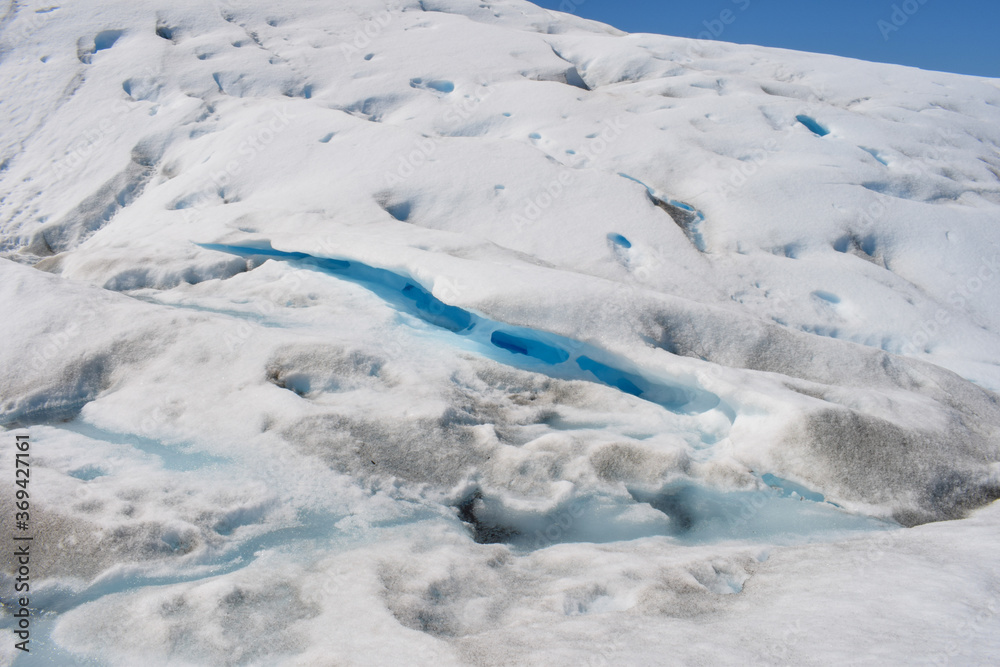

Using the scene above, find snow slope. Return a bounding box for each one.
[1,0,999,664]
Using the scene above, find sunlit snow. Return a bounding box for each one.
[2,0,1000,664]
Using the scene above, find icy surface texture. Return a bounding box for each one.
[1,0,1000,664]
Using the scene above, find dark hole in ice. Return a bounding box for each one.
[617,173,706,252]
[400,283,473,333]
[456,490,518,544]
[155,24,175,41]
[607,232,631,249]
[668,200,695,213]
[629,487,695,532]
[564,66,590,91]
[490,331,570,365]
[761,473,826,503]
[860,146,889,166]
[409,78,454,94]
[796,114,829,137]
[94,29,124,51]
[812,290,840,305]
[384,201,411,222]
[426,80,454,93]
[576,356,644,397]
[860,234,878,257]
[68,465,106,481]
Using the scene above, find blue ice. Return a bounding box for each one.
[199,242,725,416]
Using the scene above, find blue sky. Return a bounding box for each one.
[530,0,1000,78]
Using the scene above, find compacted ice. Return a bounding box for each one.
[2,0,1000,665]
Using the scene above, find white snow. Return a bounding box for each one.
[1,0,999,664]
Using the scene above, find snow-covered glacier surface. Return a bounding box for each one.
[2,0,1000,664]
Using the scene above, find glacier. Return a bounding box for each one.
[1,0,999,664]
